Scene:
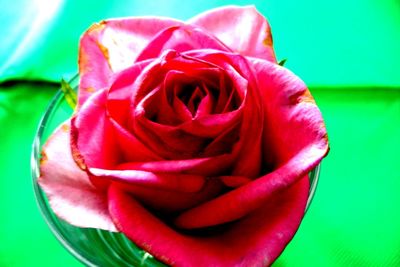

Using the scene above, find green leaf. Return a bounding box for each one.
[60,78,77,109]
[278,59,287,66]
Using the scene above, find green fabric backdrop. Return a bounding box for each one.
[1,0,399,266]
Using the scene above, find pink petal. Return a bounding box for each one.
[106,61,164,162]
[117,154,233,177]
[71,89,120,170]
[108,177,309,266]
[178,106,242,138]
[108,117,163,162]
[89,167,205,193]
[135,25,231,62]
[38,121,116,231]
[189,6,277,62]
[134,112,212,159]
[78,17,183,105]
[250,58,329,166]
[135,107,242,150]
[106,59,154,126]
[109,179,222,213]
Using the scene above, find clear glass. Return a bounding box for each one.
[31,76,320,266]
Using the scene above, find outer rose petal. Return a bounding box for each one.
[71,89,120,169]
[189,6,276,62]
[38,122,116,231]
[175,154,321,229]
[250,59,329,167]
[108,177,309,267]
[78,17,183,105]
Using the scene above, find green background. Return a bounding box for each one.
[1,0,399,266]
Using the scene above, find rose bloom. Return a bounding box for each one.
[39,5,329,267]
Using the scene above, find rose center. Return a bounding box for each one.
[177,83,208,117]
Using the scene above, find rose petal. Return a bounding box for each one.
[89,167,206,193]
[78,17,183,105]
[136,107,241,143]
[174,156,320,229]
[135,25,231,62]
[71,89,120,170]
[219,175,252,187]
[106,59,154,126]
[108,117,163,162]
[38,121,116,231]
[189,5,277,62]
[108,176,309,266]
[179,106,242,138]
[109,179,222,213]
[202,122,240,157]
[250,58,330,166]
[106,61,164,162]
[117,155,233,177]
[195,93,213,117]
[134,113,211,159]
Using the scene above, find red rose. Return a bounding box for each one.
[39,6,329,266]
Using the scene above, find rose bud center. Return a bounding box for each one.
[130,51,245,161]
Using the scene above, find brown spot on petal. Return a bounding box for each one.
[70,124,87,171]
[84,87,95,93]
[72,150,87,171]
[299,90,316,104]
[288,89,316,105]
[96,42,112,70]
[87,21,106,34]
[40,151,48,165]
[61,124,70,132]
[71,149,87,171]
[320,130,330,145]
[262,34,272,47]
[78,49,94,75]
